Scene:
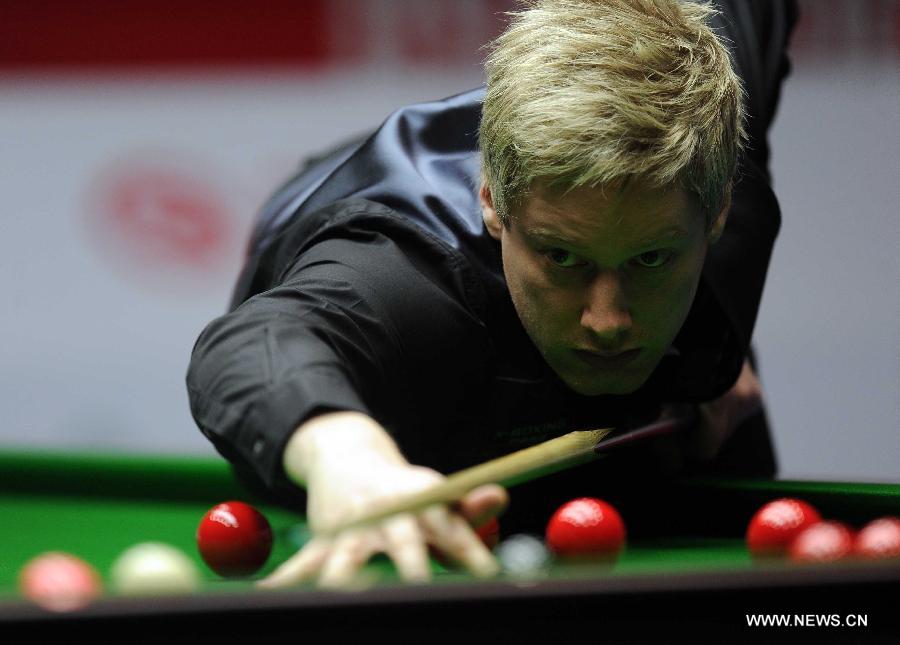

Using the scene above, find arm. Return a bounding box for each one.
[661,3,797,456]
[187,240,392,497]
[689,357,764,461]
[677,2,797,461]
[654,357,764,474]
[187,208,503,585]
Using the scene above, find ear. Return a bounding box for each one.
[479,180,504,241]
[707,184,732,244]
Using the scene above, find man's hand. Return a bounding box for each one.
[689,358,764,461]
[257,412,507,589]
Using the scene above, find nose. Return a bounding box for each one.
[580,271,632,344]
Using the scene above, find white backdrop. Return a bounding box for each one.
[758,57,900,482]
[0,68,486,454]
[1,1,897,482]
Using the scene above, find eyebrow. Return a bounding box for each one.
[523,227,574,242]
[638,226,690,245]
[524,225,689,247]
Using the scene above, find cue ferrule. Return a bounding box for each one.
[592,414,696,453]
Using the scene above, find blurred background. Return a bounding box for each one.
[1,0,897,482]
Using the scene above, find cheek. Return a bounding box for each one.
[503,251,573,333]
[521,264,575,312]
[635,260,705,334]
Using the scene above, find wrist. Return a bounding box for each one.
[283,411,406,487]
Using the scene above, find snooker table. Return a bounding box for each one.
[2,449,899,644]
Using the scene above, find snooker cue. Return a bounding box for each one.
[321,415,692,537]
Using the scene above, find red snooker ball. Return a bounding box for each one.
[545,498,625,559]
[788,521,855,563]
[746,498,821,557]
[854,517,900,559]
[197,501,273,577]
[475,516,501,551]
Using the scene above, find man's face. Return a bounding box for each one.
[481,177,727,396]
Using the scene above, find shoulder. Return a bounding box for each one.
[242,198,490,331]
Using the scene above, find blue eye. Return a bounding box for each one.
[633,250,673,268]
[546,248,583,268]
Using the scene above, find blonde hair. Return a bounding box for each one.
[480,0,746,226]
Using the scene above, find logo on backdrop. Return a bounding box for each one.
[85,153,239,289]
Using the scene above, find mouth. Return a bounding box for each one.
[572,348,642,369]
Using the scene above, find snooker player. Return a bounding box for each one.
[187,0,797,586]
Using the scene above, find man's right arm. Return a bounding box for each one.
[186,217,504,585]
[186,237,398,497]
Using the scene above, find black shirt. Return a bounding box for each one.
[187,1,797,503]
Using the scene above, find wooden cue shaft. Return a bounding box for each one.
[321,427,612,537]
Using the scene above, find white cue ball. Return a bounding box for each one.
[110,542,201,595]
[496,534,552,577]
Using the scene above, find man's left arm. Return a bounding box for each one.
[678,1,799,466]
[690,357,764,462]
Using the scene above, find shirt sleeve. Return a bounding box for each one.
[186,202,491,495]
[187,252,393,493]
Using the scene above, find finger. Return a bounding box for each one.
[381,514,430,583]
[421,506,499,579]
[693,406,720,460]
[318,530,380,589]
[458,484,508,528]
[256,537,330,589]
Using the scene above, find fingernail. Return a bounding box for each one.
[255,576,279,589]
[473,556,501,579]
[319,571,378,592]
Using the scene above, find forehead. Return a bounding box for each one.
[518,178,700,245]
